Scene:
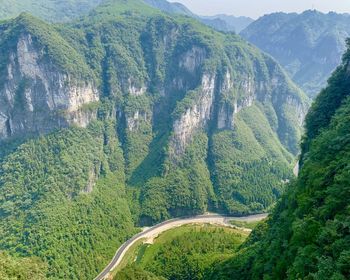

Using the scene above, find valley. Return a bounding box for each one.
[95,213,267,279]
[0,1,349,280]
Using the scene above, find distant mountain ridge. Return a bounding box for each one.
[143,0,194,16]
[0,0,253,33]
[143,0,253,32]
[240,10,350,97]
[201,14,253,33]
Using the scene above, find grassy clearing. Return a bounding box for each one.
[229,220,260,230]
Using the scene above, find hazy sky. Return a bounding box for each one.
[168,0,350,19]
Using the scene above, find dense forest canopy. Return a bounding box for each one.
[6,1,350,280]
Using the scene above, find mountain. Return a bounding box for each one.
[143,0,194,16]
[0,0,253,33]
[241,10,350,98]
[209,39,350,280]
[0,0,103,22]
[0,0,307,278]
[143,0,253,32]
[201,14,253,33]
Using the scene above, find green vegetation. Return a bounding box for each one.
[140,132,216,224]
[115,266,166,280]
[208,39,350,280]
[0,0,102,22]
[210,103,293,214]
[229,220,260,230]
[0,1,309,278]
[0,252,47,280]
[241,10,350,97]
[116,224,248,280]
[0,120,137,279]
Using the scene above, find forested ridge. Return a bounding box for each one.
[0,0,103,22]
[0,119,138,279]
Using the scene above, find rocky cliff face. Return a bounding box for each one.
[170,55,308,158]
[0,5,313,279]
[171,74,216,156]
[0,8,309,223]
[0,33,99,140]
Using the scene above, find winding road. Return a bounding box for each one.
[94,213,268,280]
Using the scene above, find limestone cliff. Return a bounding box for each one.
[0,15,99,141]
[0,9,309,221]
[171,74,216,156]
[0,4,314,280]
[169,52,308,159]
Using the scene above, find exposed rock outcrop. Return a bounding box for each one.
[171,74,216,156]
[169,58,308,157]
[0,33,99,140]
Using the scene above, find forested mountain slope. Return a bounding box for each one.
[0,0,103,22]
[210,39,350,280]
[0,0,307,278]
[0,252,47,280]
[241,10,350,98]
[0,0,253,32]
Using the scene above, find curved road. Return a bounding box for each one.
[94,213,268,280]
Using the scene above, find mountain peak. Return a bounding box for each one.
[14,12,45,28]
[89,0,159,19]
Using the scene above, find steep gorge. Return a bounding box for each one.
[0,1,309,278]
[209,38,350,280]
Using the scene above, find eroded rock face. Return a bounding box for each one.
[127,78,146,96]
[217,72,255,130]
[171,74,216,156]
[179,46,206,73]
[169,60,309,158]
[0,34,99,140]
[126,110,150,131]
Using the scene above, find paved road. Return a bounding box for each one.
[93,213,268,280]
